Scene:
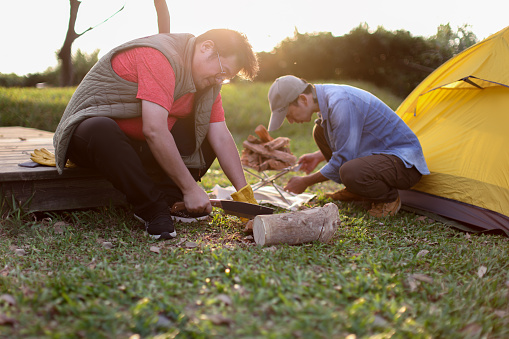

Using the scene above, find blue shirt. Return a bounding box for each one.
[316,84,430,183]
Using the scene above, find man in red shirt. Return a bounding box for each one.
[53,2,259,240]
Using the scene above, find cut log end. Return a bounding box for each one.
[253,218,266,246]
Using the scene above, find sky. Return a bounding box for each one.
[1,0,507,76]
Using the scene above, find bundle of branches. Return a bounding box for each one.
[241,125,297,171]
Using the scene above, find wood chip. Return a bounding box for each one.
[206,314,233,326]
[216,294,233,306]
[0,294,16,306]
[0,266,9,277]
[0,313,17,326]
[411,274,434,284]
[416,250,429,258]
[102,242,113,249]
[185,242,198,249]
[477,266,487,278]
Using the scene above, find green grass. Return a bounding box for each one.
[2,198,508,338]
[1,83,509,338]
[0,87,74,132]
[0,80,402,139]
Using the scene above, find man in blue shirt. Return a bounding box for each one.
[267,75,429,217]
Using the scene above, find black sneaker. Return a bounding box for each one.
[134,211,176,240]
[170,209,210,223]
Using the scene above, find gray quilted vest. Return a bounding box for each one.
[53,33,221,174]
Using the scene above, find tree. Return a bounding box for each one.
[256,23,478,97]
[429,23,478,63]
[58,0,124,86]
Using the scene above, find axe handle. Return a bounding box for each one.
[170,199,222,212]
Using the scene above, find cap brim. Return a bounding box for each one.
[268,105,288,131]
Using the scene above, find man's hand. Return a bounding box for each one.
[183,186,213,214]
[298,151,325,174]
[284,171,329,194]
[284,176,309,194]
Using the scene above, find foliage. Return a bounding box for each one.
[257,24,478,97]
[428,23,479,64]
[68,49,100,85]
[0,49,99,88]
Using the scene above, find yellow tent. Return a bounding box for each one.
[397,26,509,233]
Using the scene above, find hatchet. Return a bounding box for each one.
[171,199,274,219]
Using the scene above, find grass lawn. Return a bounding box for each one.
[2,165,508,338]
[1,82,508,338]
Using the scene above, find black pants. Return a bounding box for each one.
[67,116,216,220]
[313,122,422,202]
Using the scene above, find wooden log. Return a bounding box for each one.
[254,125,273,143]
[246,135,261,144]
[264,137,290,151]
[242,140,297,165]
[258,158,288,171]
[253,203,340,246]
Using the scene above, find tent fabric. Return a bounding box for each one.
[400,190,509,233]
[396,26,509,232]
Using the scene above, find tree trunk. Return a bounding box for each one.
[57,0,128,87]
[253,203,340,246]
[58,0,81,87]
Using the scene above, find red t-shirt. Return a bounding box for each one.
[111,47,225,140]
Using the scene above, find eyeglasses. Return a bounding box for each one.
[215,51,230,85]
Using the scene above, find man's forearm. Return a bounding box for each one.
[208,122,247,191]
[284,170,329,194]
[146,133,198,194]
[303,170,329,187]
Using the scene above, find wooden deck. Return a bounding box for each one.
[0,126,126,213]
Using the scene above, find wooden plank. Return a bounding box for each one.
[1,126,127,212]
[2,177,126,212]
[0,126,54,139]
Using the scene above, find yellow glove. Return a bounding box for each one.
[30,148,76,168]
[231,184,258,205]
[231,184,258,222]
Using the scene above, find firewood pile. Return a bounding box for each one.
[241,125,297,171]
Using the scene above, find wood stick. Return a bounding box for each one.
[258,158,288,171]
[264,137,290,151]
[254,125,273,143]
[246,135,261,144]
[253,203,340,246]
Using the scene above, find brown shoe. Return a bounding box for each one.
[324,188,369,201]
[368,196,401,217]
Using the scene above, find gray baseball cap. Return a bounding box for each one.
[267,75,309,131]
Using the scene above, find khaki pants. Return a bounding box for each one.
[313,122,422,203]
